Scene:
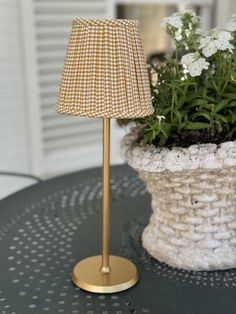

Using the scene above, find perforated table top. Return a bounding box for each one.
[0,165,235,314]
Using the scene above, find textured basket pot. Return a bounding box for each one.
[121,129,236,271]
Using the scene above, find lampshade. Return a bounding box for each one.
[56,19,154,119]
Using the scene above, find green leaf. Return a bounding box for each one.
[222,93,236,99]
[229,111,236,122]
[176,95,186,109]
[190,98,209,106]
[159,133,168,146]
[159,124,171,145]
[174,110,182,126]
[186,122,211,129]
[214,120,223,133]
[162,107,171,115]
[192,111,211,122]
[228,101,236,107]
[200,103,214,110]
[143,131,155,144]
[214,99,230,113]
[213,113,228,123]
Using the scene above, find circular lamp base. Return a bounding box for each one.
[72,255,139,293]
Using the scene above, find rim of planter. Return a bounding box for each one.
[121,128,236,173]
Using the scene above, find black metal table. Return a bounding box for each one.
[0,165,235,314]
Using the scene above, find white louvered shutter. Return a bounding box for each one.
[0,0,29,173]
[20,0,114,177]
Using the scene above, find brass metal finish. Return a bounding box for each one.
[102,118,110,273]
[72,255,139,293]
[71,118,139,293]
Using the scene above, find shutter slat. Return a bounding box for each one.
[39,73,61,84]
[44,134,101,154]
[42,116,100,129]
[43,123,101,139]
[34,2,105,10]
[35,11,105,22]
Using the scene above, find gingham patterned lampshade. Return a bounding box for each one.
[56,19,154,118]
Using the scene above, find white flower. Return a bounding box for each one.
[227,22,236,32]
[217,31,232,40]
[226,14,236,32]
[185,29,190,37]
[181,67,188,80]
[181,53,209,77]
[181,53,196,66]
[182,9,193,15]
[161,15,183,29]
[215,31,233,53]
[156,115,165,125]
[161,9,200,33]
[179,9,200,25]
[215,39,234,52]
[191,16,199,24]
[182,64,189,74]
[199,29,233,57]
[188,62,202,77]
[199,35,211,46]
[175,28,182,41]
[201,40,217,57]
[196,57,209,70]
[188,57,209,77]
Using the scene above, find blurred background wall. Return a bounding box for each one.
[0,0,235,196]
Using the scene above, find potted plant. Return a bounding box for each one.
[121,10,236,271]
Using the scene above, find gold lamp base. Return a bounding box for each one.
[72,255,139,293]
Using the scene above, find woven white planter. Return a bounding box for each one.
[121,129,236,271]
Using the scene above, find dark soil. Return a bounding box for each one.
[152,129,236,149]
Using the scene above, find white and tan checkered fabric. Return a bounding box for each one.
[56,19,154,118]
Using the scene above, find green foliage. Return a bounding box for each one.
[130,11,236,146]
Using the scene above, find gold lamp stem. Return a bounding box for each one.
[71,118,138,293]
[101,118,111,274]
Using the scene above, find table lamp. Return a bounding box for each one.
[56,19,154,293]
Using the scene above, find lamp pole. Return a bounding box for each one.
[101,118,111,274]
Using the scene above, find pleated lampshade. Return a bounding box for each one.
[56,19,154,119]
